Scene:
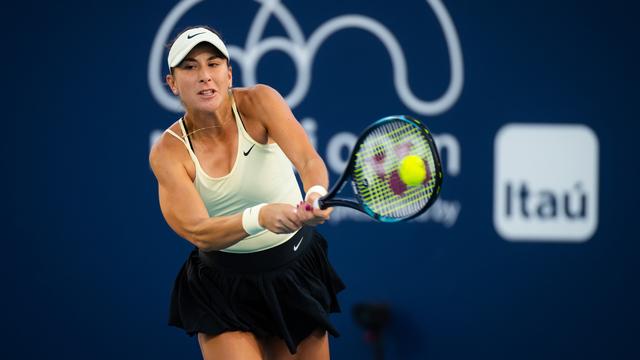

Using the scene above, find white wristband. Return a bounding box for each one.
[242,203,267,235]
[304,185,328,202]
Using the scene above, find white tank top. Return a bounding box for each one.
[165,94,303,253]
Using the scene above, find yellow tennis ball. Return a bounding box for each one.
[398,155,426,186]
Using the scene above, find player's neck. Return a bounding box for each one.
[184,103,234,137]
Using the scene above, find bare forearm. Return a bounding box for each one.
[299,156,329,192]
[186,214,248,251]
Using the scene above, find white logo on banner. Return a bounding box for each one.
[493,124,599,242]
[148,0,464,115]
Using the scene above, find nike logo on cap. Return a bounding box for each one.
[187,32,206,39]
[293,236,304,251]
[243,144,255,156]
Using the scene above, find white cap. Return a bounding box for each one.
[167,27,230,68]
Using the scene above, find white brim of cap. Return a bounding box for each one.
[167,27,230,68]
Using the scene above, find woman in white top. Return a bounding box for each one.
[149,26,345,360]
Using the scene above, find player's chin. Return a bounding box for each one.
[193,97,222,111]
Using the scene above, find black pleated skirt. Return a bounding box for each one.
[168,227,345,354]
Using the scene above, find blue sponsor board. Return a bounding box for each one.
[3,0,638,359]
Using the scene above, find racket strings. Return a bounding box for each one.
[353,120,438,219]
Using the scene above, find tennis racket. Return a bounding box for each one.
[314,115,443,222]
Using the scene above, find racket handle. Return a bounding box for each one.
[313,197,325,210]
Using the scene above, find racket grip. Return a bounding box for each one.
[313,197,325,210]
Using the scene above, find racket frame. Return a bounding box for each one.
[317,115,443,222]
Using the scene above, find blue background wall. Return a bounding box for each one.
[4,0,639,359]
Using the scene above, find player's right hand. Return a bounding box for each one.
[298,194,332,227]
[259,203,303,234]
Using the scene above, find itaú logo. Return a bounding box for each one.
[147,0,464,115]
[493,124,600,242]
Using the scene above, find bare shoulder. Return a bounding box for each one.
[149,121,189,179]
[233,84,286,115]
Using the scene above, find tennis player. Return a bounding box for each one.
[149,26,345,360]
